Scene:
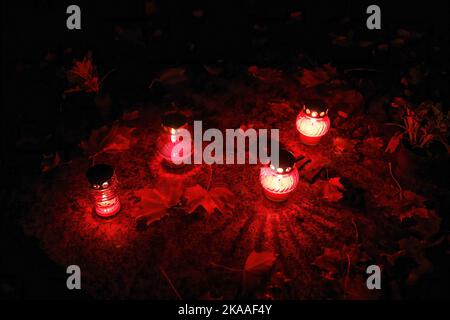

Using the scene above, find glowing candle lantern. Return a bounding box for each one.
[86,164,121,218]
[260,149,299,202]
[156,112,192,168]
[296,102,330,145]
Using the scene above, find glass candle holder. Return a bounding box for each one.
[86,164,121,218]
[296,102,330,146]
[156,112,192,168]
[260,149,299,202]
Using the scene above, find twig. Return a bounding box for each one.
[388,162,403,200]
[159,265,182,300]
[99,68,117,88]
[351,218,359,243]
[210,262,243,273]
[343,253,351,299]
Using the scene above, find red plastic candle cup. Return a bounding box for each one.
[156,112,192,168]
[86,164,121,218]
[296,102,330,146]
[260,149,299,202]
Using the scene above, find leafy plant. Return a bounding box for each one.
[385,100,450,154]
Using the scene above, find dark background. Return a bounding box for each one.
[1,0,449,299]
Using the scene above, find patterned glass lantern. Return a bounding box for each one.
[156,112,192,168]
[296,102,330,145]
[260,149,299,202]
[86,164,121,217]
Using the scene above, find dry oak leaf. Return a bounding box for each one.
[133,178,184,227]
[184,185,235,215]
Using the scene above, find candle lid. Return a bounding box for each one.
[303,101,328,118]
[162,112,187,130]
[86,164,115,189]
[269,149,296,174]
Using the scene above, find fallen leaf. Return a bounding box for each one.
[322,177,345,202]
[133,178,185,227]
[313,245,367,281]
[338,111,348,118]
[333,137,356,154]
[385,132,403,153]
[80,124,137,156]
[66,53,99,93]
[102,127,137,153]
[363,137,384,150]
[79,125,111,156]
[243,251,277,291]
[297,64,336,88]
[244,251,277,275]
[149,67,187,88]
[184,184,235,215]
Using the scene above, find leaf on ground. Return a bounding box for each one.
[66,52,99,93]
[385,132,403,153]
[102,127,137,153]
[297,64,336,88]
[313,245,367,281]
[80,123,137,156]
[244,251,277,275]
[243,251,277,291]
[333,137,356,154]
[384,238,432,285]
[337,110,348,118]
[363,137,384,150]
[398,206,441,239]
[322,177,345,202]
[247,66,283,82]
[79,125,111,156]
[133,177,185,227]
[184,185,235,215]
[326,89,364,114]
[149,67,187,88]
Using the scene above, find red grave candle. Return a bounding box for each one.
[296,102,330,146]
[156,112,192,168]
[86,164,121,218]
[260,149,299,202]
